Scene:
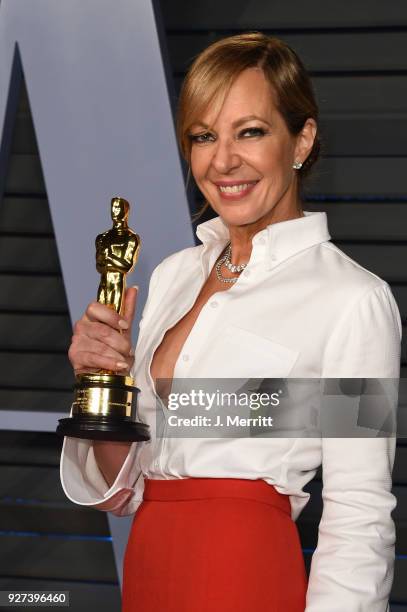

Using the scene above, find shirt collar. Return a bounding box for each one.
[195,211,331,270]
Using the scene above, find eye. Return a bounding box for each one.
[188,132,215,144]
[239,127,267,138]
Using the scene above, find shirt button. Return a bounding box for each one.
[258,237,266,245]
[243,269,250,277]
[210,301,218,308]
[154,460,159,469]
[182,354,190,362]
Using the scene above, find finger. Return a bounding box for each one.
[85,301,129,331]
[122,286,138,331]
[73,320,132,357]
[69,336,129,367]
[72,350,133,375]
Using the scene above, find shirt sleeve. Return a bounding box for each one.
[59,262,162,516]
[305,282,402,612]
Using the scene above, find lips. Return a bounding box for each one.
[213,179,260,200]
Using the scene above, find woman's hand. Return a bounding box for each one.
[68,286,138,376]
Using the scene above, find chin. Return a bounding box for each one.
[215,205,271,228]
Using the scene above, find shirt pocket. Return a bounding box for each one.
[204,324,299,378]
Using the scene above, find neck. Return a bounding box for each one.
[113,220,128,232]
[227,205,303,265]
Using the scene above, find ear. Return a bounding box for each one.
[294,118,317,164]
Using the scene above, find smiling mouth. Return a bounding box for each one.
[215,180,260,198]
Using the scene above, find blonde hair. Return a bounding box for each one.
[176,32,320,194]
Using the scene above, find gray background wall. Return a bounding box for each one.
[0,1,406,610]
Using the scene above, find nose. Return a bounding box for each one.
[210,137,242,174]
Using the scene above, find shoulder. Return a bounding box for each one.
[318,242,402,348]
[316,241,389,299]
[126,231,140,248]
[303,241,401,339]
[96,230,109,239]
[139,244,203,323]
[153,244,204,276]
[318,245,402,377]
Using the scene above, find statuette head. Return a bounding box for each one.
[111,197,130,222]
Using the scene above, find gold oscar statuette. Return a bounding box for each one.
[56,197,150,441]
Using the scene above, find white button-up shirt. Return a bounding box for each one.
[60,211,402,611]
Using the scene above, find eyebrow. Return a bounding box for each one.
[190,114,272,130]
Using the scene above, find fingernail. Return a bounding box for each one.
[119,319,129,329]
[129,347,135,357]
[131,285,139,291]
[117,361,128,369]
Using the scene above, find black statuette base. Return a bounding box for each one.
[56,415,150,442]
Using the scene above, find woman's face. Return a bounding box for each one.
[189,67,315,228]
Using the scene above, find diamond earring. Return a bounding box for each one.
[293,160,303,170]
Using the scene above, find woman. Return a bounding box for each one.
[60,33,401,611]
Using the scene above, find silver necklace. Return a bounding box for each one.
[215,243,248,284]
[224,244,247,273]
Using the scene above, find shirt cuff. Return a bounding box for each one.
[60,436,144,515]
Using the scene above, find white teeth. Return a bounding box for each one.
[218,182,255,194]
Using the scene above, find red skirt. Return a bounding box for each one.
[122,478,308,612]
